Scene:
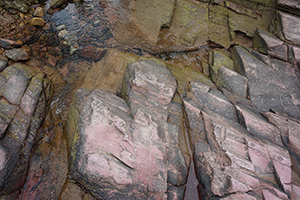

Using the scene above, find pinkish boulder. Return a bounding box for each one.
[0,63,51,195]
[183,81,292,199]
[67,59,189,199]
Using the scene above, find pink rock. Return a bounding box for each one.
[235,104,283,146]
[68,60,187,199]
[272,160,292,194]
[292,46,300,60]
[291,184,300,200]
[221,193,257,200]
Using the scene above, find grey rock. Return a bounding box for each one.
[3,73,30,105]
[232,46,300,119]
[183,94,291,199]
[0,61,8,72]
[0,63,51,195]
[5,48,30,61]
[277,11,300,45]
[253,29,288,61]
[68,59,188,199]
[217,66,248,98]
[187,81,238,121]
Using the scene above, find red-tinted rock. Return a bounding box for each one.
[20,74,44,116]
[235,104,283,146]
[232,46,300,119]
[0,99,18,138]
[253,29,288,61]
[278,0,300,14]
[68,59,188,199]
[81,46,106,62]
[183,80,292,199]
[3,69,31,105]
[0,63,52,195]
[277,11,300,45]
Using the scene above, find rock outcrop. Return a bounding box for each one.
[0,62,51,195]
[67,59,189,199]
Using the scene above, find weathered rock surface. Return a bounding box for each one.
[278,0,300,15]
[0,0,28,13]
[0,63,51,195]
[50,0,67,8]
[5,48,30,61]
[33,7,45,17]
[184,80,294,199]
[0,60,8,72]
[276,11,300,45]
[253,29,288,61]
[68,59,189,199]
[29,17,45,27]
[232,46,300,119]
[0,38,21,50]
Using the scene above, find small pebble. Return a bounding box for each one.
[34,7,45,17]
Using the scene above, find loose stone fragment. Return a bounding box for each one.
[4,48,30,61]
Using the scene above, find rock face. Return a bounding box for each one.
[0,63,51,195]
[184,81,294,199]
[68,59,189,199]
[232,46,300,119]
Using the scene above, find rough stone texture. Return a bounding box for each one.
[156,0,209,52]
[5,48,30,62]
[253,29,288,61]
[0,61,8,72]
[209,50,235,84]
[68,59,188,199]
[81,49,138,94]
[232,46,300,119]
[278,0,300,15]
[293,46,300,60]
[165,61,215,97]
[49,0,67,8]
[215,66,248,98]
[0,0,28,13]
[184,81,292,199]
[29,17,45,27]
[113,0,175,52]
[0,63,52,195]
[130,0,175,47]
[209,4,275,48]
[0,38,21,50]
[33,7,45,17]
[277,11,300,45]
[187,81,237,121]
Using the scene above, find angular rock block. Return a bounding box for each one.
[253,29,288,61]
[184,83,292,199]
[215,66,248,98]
[232,46,300,119]
[0,63,51,195]
[187,81,237,121]
[4,48,30,62]
[68,59,188,199]
[277,11,300,45]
